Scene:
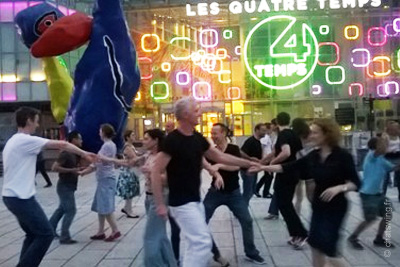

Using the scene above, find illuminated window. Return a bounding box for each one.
[318,42,340,66]
[311,85,322,95]
[394,18,400,32]
[385,23,398,37]
[227,87,241,100]
[234,46,241,55]
[199,29,219,48]
[319,25,329,35]
[223,30,233,39]
[170,37,191,60]
[192,82,212,101]
[344,25,360,40]
[326,66,345,85]
[348,83,364,96]
[351,48,371,68]
[141,34,161,52]
[385,81,400,95]
[367,56,391,78]
[377,81,400,96]
[161,62,171,72]
[367,27,387,47]
[1,83,17,101]
[138,57,153,80]
[176,72,190,85]
[151,82,169,100]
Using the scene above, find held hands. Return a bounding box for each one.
[214,172,225,190]
[156,204,168,220]
[73,166,86,174]
[320,185,342,202]
[248,161,264,173]
[249,157,261,163]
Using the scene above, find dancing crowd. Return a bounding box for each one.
[1,97,398,267]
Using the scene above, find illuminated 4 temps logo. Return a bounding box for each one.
[244,15,319,90]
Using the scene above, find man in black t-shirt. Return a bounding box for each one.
[151,97,260,267]
[49,131,83,244]
[204,123,265,265]
[266,112,308,248]
[240,123,267,205]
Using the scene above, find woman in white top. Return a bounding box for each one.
[79,124,121,242]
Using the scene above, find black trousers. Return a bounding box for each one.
[168,214,180,262]
[256,172,273,196]
[36,160,52,185]
[274,173,308,238]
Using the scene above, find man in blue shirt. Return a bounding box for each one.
[348,137,396,249]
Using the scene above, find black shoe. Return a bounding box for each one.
[374,238,396,248]
[213,255,230,267]
[254,192,262,198]
[245,254,266,265]
[264,193,273,198]
[44,184,52,188]
[60,239,78,245]
[348,237,364,250]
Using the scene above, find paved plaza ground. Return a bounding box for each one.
[0,172,399,267]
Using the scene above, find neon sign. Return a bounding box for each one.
[348,83,364,96]
[344,25,360,40]
[193,82,212,101]
[244,15,318,90]
[227,87,241,100]
[151,82,170,100]
[186,1,383,17]
[311,85,322,95]
[141,34,160,52]
[326,66,345,85]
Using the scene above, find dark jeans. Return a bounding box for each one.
[36,160,52,185]
[256,172,273,196]
[274,173,308,238]
[204,188,259,257]
[268,193,279,215]
[168,213,181,262]
[240,170,257,205]
[49,184,77,241]
[3,196,54,267]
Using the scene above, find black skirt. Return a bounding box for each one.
[308,207,347,257]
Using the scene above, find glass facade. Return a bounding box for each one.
[126,0,400,138]
[2,1,400,142]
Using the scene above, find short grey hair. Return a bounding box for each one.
[174,96,196,121]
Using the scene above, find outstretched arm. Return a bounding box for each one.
[205,147,252,169]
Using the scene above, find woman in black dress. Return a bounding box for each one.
[250,119,360,267]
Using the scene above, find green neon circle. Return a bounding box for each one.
[244,15,319,90]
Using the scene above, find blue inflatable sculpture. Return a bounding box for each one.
[15,0,141,153]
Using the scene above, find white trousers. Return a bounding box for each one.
[169,202,212,267]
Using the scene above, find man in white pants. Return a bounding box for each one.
[152,97,259,267]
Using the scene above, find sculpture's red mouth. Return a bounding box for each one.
[31,12,92,58]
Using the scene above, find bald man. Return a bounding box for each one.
[165,121,175,135]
